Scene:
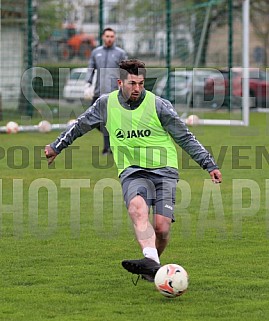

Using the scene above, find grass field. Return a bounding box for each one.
[0,112,269,321]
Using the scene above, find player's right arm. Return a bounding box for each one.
[44,95,109,164]
[44,145,58,165]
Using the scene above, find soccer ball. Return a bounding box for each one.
[6,121,19,134]
[67,119,77,126]
[154,264,188,298]
[38,120,52,133]
[185,114,199,126]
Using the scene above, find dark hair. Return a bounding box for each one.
[119,59,146,80]
[102,27,115,35]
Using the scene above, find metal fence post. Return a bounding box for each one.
[27,0,33,116]
[228,0,233,112]
[99,0,104,45]
[166,0,171,101]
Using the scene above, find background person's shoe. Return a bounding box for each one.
[102,148,112,155]
[122,257,161,277]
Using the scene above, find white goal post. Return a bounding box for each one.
[191,0,250,127]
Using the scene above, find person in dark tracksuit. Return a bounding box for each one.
[45,59,222,282]
[87,27,128,155]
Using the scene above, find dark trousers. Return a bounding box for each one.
[91,96,110,152]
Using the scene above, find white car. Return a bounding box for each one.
[63,68,95,103]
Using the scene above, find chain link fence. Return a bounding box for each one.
[0,0,268,120]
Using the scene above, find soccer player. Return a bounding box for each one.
[87,27,128,155]
[45,59,222,282]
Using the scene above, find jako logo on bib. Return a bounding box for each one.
[115,128,151,140]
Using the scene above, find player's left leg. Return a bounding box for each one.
[153,177,177,257]
[153,214,172,257]
[139,215,171,283]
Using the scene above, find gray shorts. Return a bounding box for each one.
[121,171,178,222]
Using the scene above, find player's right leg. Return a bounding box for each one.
[121,177,161,277]
[122,196,161,277]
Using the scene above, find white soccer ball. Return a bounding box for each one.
[67,119,77,126]
[6,121,19,134]
[185,114,200,126]
[38,120,52,133]
[154,264,189,298]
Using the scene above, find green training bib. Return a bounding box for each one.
[106,90,178,176]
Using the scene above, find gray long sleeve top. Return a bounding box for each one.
[51,89,218,181]
[87,44,128,97]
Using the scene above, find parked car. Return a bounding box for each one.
[204,68,269,108]
[63,68,95,103]
[154,69,216,107]
[203,70,230,109]
[233,68,268,108]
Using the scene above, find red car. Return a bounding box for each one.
[204,68,269,108]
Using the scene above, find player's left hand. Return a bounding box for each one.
[209,169,222,184]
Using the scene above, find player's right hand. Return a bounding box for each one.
[44,145,57,165]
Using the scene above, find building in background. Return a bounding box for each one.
[0,1,26,109]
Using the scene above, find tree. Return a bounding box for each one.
[36,0,72,43]
[250,0,269,66]
[116,0,239,65]
[190,0,245,66]
[116,0,192,59]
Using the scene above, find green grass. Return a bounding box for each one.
[0,112,269,321]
